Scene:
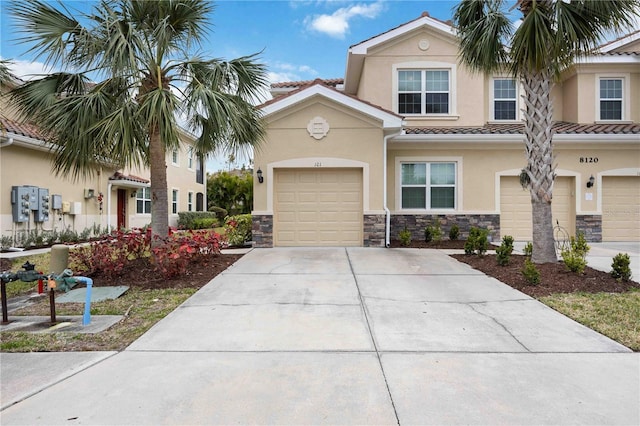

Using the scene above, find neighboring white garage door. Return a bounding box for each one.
[500,176,574,240]
[602,176,640,242]
[274,168,363,246]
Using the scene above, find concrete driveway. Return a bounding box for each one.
[1,248,638,425]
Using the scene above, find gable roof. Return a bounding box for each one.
[345,12,456,94]
[260,79,404,130]
[598,30,640,53]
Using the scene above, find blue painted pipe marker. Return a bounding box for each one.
[76,277,93,326]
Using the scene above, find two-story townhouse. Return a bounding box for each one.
[252,13,639,247]
[0,79,206,246]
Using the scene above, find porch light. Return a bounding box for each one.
[257,168,264,184]
[586,175,595,188]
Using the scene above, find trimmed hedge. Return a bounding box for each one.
[177,211,219,230]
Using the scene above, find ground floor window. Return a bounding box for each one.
[188,192,194,212]
[172,189,178,214]
[401,162,456,209]
[136,187,151,214]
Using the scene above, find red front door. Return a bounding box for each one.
[117,189,127,230]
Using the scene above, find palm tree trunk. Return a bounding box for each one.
[149,126,169,248]
[522,68,557,263]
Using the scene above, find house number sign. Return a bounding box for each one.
[579,157,599,163]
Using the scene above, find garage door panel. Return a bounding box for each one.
[501,176,574,241]
[602,176,640,241]
[275,168,363,246]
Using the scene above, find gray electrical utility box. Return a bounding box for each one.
[11,186,32,222]
[35,188,50,222]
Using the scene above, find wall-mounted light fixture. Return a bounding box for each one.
[257,168,264,184]
[586,175,595,188]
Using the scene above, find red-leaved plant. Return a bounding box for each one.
[70,228,221,280]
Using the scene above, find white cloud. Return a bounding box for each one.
[267,62,319,83]
[304,1,384,39]
[3,58,56,81]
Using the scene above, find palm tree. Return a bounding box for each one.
[8,0,267,246]
[454,0,639,263]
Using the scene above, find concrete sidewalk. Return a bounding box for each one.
[1,248,638,425]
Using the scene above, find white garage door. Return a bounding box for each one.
[602,176,640,242]
[500,176,574,240]
[274,168,363,246]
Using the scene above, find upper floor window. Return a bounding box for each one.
[493,79,517,120]
[599,78,622,120]
[171,150,179,166]
[136,187,151,214]
[187,147,194,169]
[172,189,178,214]
[400,162,456,210]
[398,70,450,115]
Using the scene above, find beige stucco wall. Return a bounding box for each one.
[254,97,387,213]
[387,140,640,216]
[1,135,204,243]
[355,29,490,127]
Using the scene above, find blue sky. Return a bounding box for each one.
[0,0,466,171]
[1,1,463,83]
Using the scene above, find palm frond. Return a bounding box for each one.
[453,0,512,74]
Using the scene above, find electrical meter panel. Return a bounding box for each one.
[51,194,62,210]
[26,186,39,210]
[11,186,31,223]
[35,188,50,222]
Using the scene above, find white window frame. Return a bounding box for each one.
[187,147,194,170]
[395,156,463,212]
[187,191,194,212]
[392,62,458,119]
[595,74,630,122]
[171,189,179,215]
[136,187,152,215]
[490,77,519,122]
[171,149,179,166]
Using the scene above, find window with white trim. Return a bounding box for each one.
[187,192,193,212]
[599,78,622,120]
[136,188,151,214]
[171,150,179,165]
[187,147,194,169]
[401,162,456,209]
[398,70,450,115]
[172,189,178,214]
[493,78,517,120]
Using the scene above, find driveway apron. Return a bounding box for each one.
[1,247,637,425]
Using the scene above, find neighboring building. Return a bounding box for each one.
[253,13,640,247]
[0,80,206,246]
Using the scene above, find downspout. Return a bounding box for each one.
[383,130,402,248]
[106,182,113,232]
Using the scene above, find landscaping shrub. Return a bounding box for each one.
[151,230,222,277]
[208,206,228,222]
[496,235,514,266]
[449,224,460,241]
[464,227,489,255]
[561,232,590,273]
[399,227,411,247]
[224,214,252,246]
[425,216,443,243]
[192,218,218,229]
[611,253,632,282]
[524,241,533,257]
[177,211,219,230]
[522,258,541,285]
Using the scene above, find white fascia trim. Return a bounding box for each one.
[4,133,53,153]
[261,84,404,129]
[574,55,640,64]
[392,133,525,143]
[554,134,640,143]
[349,16,455,55]
[598,32,640,53]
